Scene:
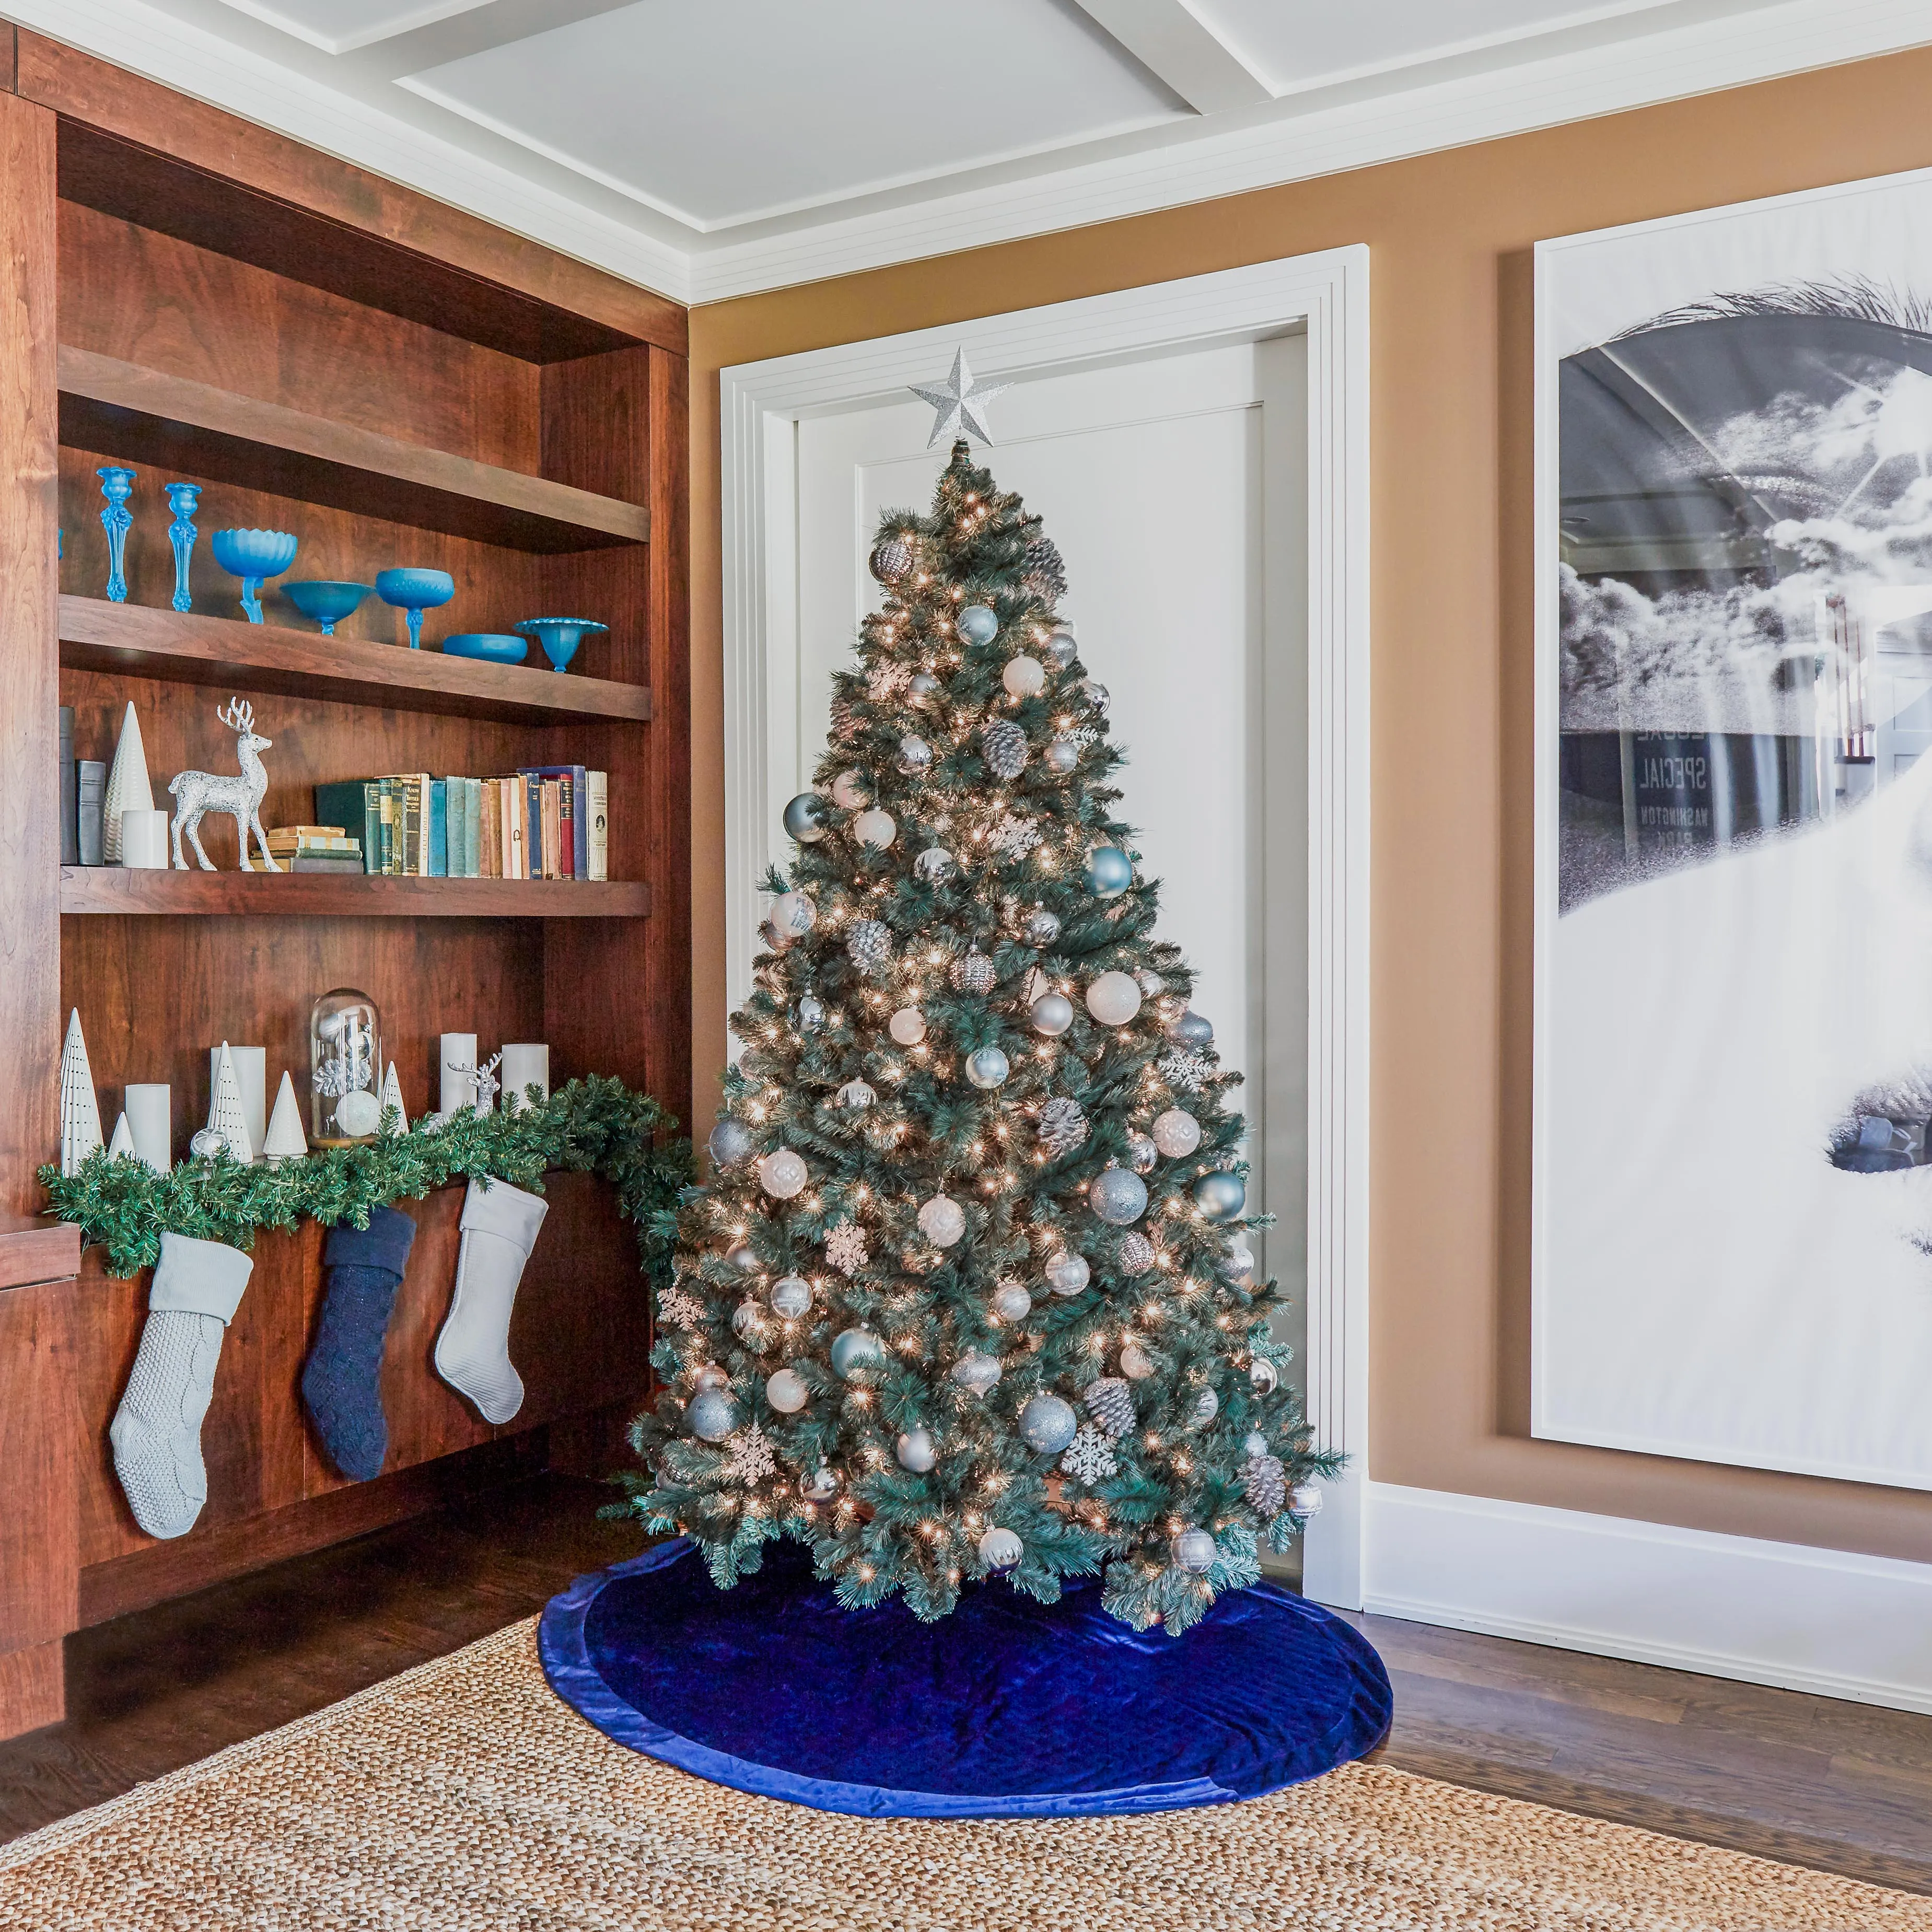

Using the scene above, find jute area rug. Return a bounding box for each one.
[1,1620,1926,1931]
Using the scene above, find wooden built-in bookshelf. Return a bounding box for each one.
[0,26,691,1741]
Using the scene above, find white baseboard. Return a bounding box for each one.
[1355,1481,1932,1715]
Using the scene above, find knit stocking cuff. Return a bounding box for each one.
[324,1205,418,1277]
[148,1231,254,1324]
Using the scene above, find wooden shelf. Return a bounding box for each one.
[59,596,652,726]
[57,347,650,553]
[60,869,651,918]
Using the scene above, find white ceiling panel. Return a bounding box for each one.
[401,0,1186,228]
[1194,0,1684,93]
[217,0,495,55]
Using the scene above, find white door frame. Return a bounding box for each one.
[718,249,1372,1606]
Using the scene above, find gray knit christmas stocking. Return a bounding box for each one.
[109,1232,253,1540]
[433,1179,548,1424]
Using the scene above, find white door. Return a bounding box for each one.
[779,341,1311,1538]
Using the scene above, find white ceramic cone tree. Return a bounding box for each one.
[102,701,154,865]
[262,1070,308,1167]
[60,1009,104,1177]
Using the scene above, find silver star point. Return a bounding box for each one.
[910,348,1008,448]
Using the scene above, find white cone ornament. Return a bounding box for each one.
[379,1060,407,1137]
[102,702,155,865]
[60,1008,104,1176]
[107,1111,135,1160]
[195,1042,253,1163]
[917,1193,966,1247]
[263,1072,308,1167]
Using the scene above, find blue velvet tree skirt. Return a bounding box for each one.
[539,1539,1392,1819]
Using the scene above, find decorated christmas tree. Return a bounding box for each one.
[627,422,1337,1634]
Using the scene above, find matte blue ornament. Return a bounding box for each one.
[1084,847,1132,899]
[1169,1010,1214,1048]
[965,1045,1009,1089]
[708,1118,755,1167]
[1018,1392,1078,1455]
[783,792,830,843]
[957,603,999,646]
[164,481,200,612]
[97,465,135,603]
[687,1388,739,1442]
[1090,1166,1148,1226]
[831,1326,885,1378]
[1194,1170,1247,1221]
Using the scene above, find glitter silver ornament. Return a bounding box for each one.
[1031,993,1074,1036]
[708,1118,754,1167]
[759,1149,808,1198]
[1038,1096,1088,1158]
[802,1463,840,1500]
[897,1427,937,1473]
[915,845,955,884]
[1045,1250,1090,1296]
[958,603,999,646]
[1090,1165,1148,1226]
[853,808,897,849]
[898,734,933,775]
[1249,1356,1279,1395]
[1189,1387,1219,1427]
[917,1193,967,1247]
[687,1388,738,1442]
[980,1525,1023,1569]
[966,1045,1009,1089]
[782,792,829,843]
[1046,626,1077,667]
[1126,1134,1157,1175]
[1243,1453,1287,1517]
[1151,1108,1202,1158]
[830,1327,884,1377]
[1220,1240,1256,1283]
[982,719,1028,779]
[1289,1482,1324,1519]
[869,534,914,584]
[1169,1009,1214,1048]
[1019,1392,1078,1454]
[1080,678,1110,712]
[1118,1231,1156,1275]
[1173,1529,1217,1574]
[847,919,892,974]
[1003,655,1045,698]
[1120,1341,1155,1380]
[766,1368,809,1414]
[836,1079,876,1111]
[770,1274,812,1319]
[1044,737,1080,775]
[950,948,996,995]
[991,1281,1033,1322]
[909,671,939,704]
[889,1006,926,1045]
[1024,906,1062,946]
[1085,1377,1135,1438]
[770,890,816,938]
[1194,1171,1247,1221]
[950,1351,1002,1395]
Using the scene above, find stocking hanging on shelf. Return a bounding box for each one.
[434,1179,548,1424]
[301,1206,416,1482]
[60,1008,103,1176]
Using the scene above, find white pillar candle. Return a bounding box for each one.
[439,1032,478,1116]
[120,809,169,869]
[499,1043,549,1112]
[124,1083,171,1172]
[208,1046,265,1158]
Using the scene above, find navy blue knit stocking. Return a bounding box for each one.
[301,1205,417,1481]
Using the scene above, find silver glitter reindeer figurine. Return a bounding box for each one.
[169,696,281,871]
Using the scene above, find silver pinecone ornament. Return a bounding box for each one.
[869,534,914,584]
[1038,1096,1088,1157]
[1084,1376,1134,1439]
[847,919,892,974]
[1243,1452,1288,1518]
[982,719,1029,779]
[949,947,995,994]
[1022,533,1067,604]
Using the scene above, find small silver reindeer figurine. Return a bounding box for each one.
[169,696,281,871]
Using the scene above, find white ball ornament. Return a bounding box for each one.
[915,846,955,884]
[1018,1393,1078,1455]
[1152,1108,1202,1158]
[1031,992,1074,1036]
[836,1079,876,1111]
[1044,737,1080,775]
[759,1149,808,1199]
[769,1274,812,1319]
[1090,1165,1148,1226]
[917,1193,967,1248]
[831,769,872,809]
[965,1045,1009,1090]
[1119,1342,1156,1380]
[897,1427,938,1473]
[1173,1529,1218,1575]
[853,808,897,850]
[1249,1357,1279,1395]
[950,1351,1002,1395]
[957,603,999,646]
[765,1368,809,1413]
[991,1281,1033,1322]
[1085,971,1142,1027]
[686,1389,738,1441]
[770,890,816,938]
[1045,1251,1090,1297]
[334,1089,382,1137]
[1189,1388,1219,1426]
[1003,655,1045,698]
[889,1007,926,1046]
[979,1526,1023,1570]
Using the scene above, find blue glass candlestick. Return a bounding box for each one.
[165,482,201,613]
[97,466,135,603]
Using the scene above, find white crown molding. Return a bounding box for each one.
[1363,1482,1932,1713]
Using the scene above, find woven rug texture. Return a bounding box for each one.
[1,1617,1926,1931]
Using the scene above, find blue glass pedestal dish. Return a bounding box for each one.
[440,632,529,664]
[540,1538,1391,1820]
[210,528,298,624]
[376,567,455,649]
[515,616,607,672]
[283,580,373,636]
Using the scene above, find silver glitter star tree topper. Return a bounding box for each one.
[909,348,1009,447]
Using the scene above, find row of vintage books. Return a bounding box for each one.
[308,767,609,879]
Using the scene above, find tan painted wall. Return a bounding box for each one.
[685,45,1932,1565]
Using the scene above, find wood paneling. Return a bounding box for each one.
[0,1281,79,1668]
[0,1643,63,1743]
[19,36,684,359]
[60,872,652,920]
[0,1218,80,1291]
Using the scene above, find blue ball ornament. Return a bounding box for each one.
[965,1045,1009,1090]
[1194,1170,1247,1221]
[1090,1166,1148,1226]
[1169,1009,1214,1048]
[686,1388,738,1442]
[1018,1392,1078,1455]
[1084,847,1133,899]
[782,792,829,843]
[831,1326,886,1378]
[957,603,999,646]
[708,1118,754,1167]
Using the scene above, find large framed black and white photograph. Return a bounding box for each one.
[1534,171,1932,1489]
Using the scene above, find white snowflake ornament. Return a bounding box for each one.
[825,1222,869,1275]
[1061,1424,1118,1485]
[986,813,1041,862]
[658,1286,706,1329]
[723,1425,776,1485]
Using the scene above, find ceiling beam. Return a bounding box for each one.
[1069,0,1272,114]
[340,0,639,78]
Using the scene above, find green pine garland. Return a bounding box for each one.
[39,1075,692,1280]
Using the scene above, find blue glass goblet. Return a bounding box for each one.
[376,568,455,649]
[210,528,298,624]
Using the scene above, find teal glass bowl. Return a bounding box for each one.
[376,567,455,648]
[283,580,373,635]
[441,632,529,664]
[515,616,608,673]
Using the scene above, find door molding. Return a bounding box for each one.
[718,249,1372,1604]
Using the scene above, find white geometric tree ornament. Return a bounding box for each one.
[102,700,154,865]
[107,1110,135,1160]
[193,1041,254,1163]
[380,1060,406,1136]
[262,1070,308,1166]
[60,1008,103,1176]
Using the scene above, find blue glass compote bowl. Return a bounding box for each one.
[210,529,298,624]
[283,580,373,636]
[376,567,455,649]
[515,616,608,673]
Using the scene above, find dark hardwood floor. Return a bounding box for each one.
[3,1476,1929,1902]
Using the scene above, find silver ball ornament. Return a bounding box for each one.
[1151,1108,1201,1158]
[1003,654,1045,698]
[1031,992,1074,1035]
[759,1149,808,1198]
[991,1281,1033,1322]
[1289,1482,1325,1519]
[1249,1356,1279,1395]
[830,1327,884,1378]
[782,792,829,843]
[950,1351,1002,1395]
[909,671,939,705]
[801,1463,840,1500]
[1085,971,1142,1026]
[1194,1171,1247,1221]
[765,1367,808,1413]
[726,1244,759,1274]
[687,1389,738,1442]
[853,807,897,849]
[1084,847,1133,899]
[889,1006,926,1045]
[1090,1166,1148,1226]
[869,534,913,584]
[1044,737,1080,775]
[957,603,999,646]
[731,1299,764,1341]
[793,996,826,1032]
[1189,1387,1219,1426]
[949,949,995,995]
[1127,1134,1158,1174]
[897,1427,937,1473]
[836,1079,876,1111]
[708,1118,754,1167]
[1173,1529,1218,1574]
[693,1364,729,1391]
[979,1526,1023,1569]
[915,845,955,883]
[1024,906,1062,946]
[1018,1392,1078,1454]
[897,734,933,775]
[769,1274,812,1319]
[831,769,872,810]
[1080,678,1110,712]
[917,1193,966,1247]
[1046,627,1077,667]
[1119,1341,1155,1380]
[1045,1251,1090,1296]
[965,1045,1009,1089]
[770,890,816,938]
[1169,1009,1214,1048]
[1220,1240,1256,1283]
[1134,969,1166,996]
